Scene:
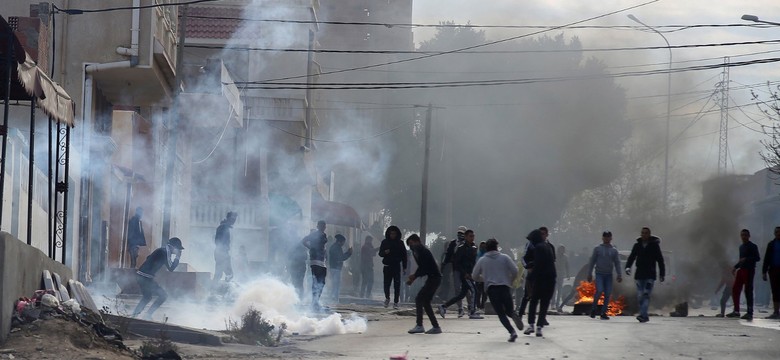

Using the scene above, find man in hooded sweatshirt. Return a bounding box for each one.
[472,238,522,342]
[132,237,184,319]
[406,234,443,334]
[523,229,556,337]
[379,225,408,309]
[302,220,329,312]
[625,227,665,323]
[214,211,237,284]
[587,231,623,320]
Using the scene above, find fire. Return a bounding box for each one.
[574,281,626,316]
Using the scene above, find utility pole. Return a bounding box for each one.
[161,4,187,242]
[717,57,730,175]
[304,29,315,147]
[419,104,432,245]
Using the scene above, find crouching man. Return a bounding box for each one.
[132,237,184,319]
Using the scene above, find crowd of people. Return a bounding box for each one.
[124,210,780,341]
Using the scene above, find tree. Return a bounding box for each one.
[752,82,780,174]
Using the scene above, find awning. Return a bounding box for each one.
[0,16,75,126]
[311,196,360,228]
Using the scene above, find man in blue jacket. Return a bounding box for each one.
[726,229,760,320]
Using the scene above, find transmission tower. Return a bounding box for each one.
[716,57,730,175]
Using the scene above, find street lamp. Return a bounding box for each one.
[628,14,672,209]
[741,14,780,26]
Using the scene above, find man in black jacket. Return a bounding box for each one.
[726,229,761,320]
[127,207,146,269]
[328,234,353,303]
[214,211,237,284]
[441,226,469,316]
[406,234,442,334]
[625,227,665,323]
[303,220,329,311]
[439,229,483,319]
[132,238,184,319]
[523,229,556,337]
[379,225,408,309]
[762,226,780,319]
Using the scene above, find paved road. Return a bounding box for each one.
[296,313,780,360]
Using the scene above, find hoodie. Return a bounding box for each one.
[378,225,408,271]
[472,250,519,289]
[523,229,557,280]
[588,243,622,276]
[214,219,233,253]
[412,244,441,279]
[626,236,665,280]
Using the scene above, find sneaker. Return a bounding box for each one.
[636,315,649,323]
[408,325,425,334]
[508,332,518,342]
[458,308,465,318]
[393,303,399,310]
[425,327,442,334]
[556,306,564,313]
[715,313,724,318]
[741,313,753,321]
[511,313,524,331]
[535,326,543,337]
[384,299,390,308]
[600,314,610,320]
[468,313,484,319]
[523,326,535,335]
[766,312,780,319]
[438,305,447,318]
[540,319,550,326]
[725,311,741,318]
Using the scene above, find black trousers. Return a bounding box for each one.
[132,275,167,317]
[517,277,532,315]
[361,267,374,298]
[487,285,516,334]
[416,276,441,328]
[289,261,307,297]
[528,277,555,327]
[444,276,476,313]
[383,265,401,303]
[214,250,233,282]
[311,265,327,306]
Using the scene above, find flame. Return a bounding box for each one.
[574,280,626,316]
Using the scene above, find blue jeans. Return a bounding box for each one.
[635,279,655,318]
[592,273,613,315]
[330,269,342,302]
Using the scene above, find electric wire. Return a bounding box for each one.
[53,0,219,14]
[265,117,416,143]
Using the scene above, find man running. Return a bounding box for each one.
[587,231,623,320]
[439,229,482,319]
[132,238,184,319]
[762,226,780,319]
[406,234,443,334]
[726,229,760,320]
[625,227,665,323]
[472,238,522,342]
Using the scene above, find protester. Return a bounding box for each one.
[625,227,665,323]
[472,238,522,342]
[441,226,470,317]
[439,229,482,319]
[523,229,556,337]
[714,265,734,317]
[132,238,184,319]
[518,227,554,326]
[360,235,376,298]
[213,211,237,284]
[406,234,443,334]
[762,226,780,319]
[302,220,329,312]
[289,230,311,298]
[379,225,408,309]
[126,207,146,269]
[586,231,623,320]
[328,234,353,303]
[726,229,760,320]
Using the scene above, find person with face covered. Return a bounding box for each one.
[441,225,470,317]
[132,237,184,319]
[379,225,408,309]
[523,229,556,337]
[439,229,483,319]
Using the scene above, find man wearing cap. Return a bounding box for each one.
[441,225,470,317]
[132,237,184,319]
[214,211,237,284]
[587,231,623,320]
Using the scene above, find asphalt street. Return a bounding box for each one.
[296,312,780,360]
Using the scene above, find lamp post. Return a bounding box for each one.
[628,14,672,210]
[741,14,780,26]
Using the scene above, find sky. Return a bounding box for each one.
[411,0,780,176]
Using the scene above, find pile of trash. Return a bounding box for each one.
[12,288,128,351]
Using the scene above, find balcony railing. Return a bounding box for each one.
[190,201,263,230]
[153,0,178,70]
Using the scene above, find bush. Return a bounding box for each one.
[227,306,285,346]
